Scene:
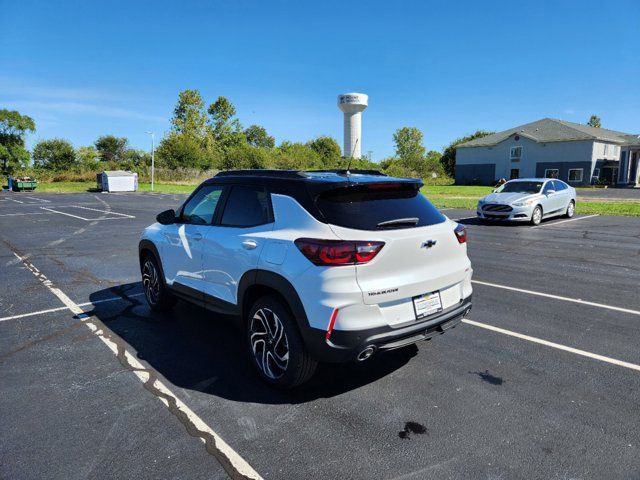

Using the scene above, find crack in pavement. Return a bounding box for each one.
[3,238,262,480]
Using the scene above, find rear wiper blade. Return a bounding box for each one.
[376,217,419,229]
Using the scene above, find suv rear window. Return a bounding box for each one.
[315,183,446,231]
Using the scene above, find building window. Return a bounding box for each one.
[510,146,522,160]
[568,168,583,182]
[544,169,559,179]
[593,168,600,178]
[510,168,520,180]
[603,144,609,156]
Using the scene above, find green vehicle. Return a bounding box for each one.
[10,176,38,191]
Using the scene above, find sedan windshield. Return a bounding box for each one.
[497,181,543,194]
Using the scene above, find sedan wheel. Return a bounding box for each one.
[565,200,575,218]
[530,206,543,225]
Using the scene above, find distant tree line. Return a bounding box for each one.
[9,98,598,183]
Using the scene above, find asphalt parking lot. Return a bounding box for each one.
[1,191,639,480]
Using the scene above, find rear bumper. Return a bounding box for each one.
[302,296,472,363]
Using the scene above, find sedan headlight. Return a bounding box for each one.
[512,199,537,207]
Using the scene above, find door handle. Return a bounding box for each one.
[191,233,203,241]
[242,240,258,250]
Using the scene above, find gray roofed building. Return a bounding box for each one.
[455,118,639,187]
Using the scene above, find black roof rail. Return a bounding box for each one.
[214,169,306,178]
[304,169,387,176]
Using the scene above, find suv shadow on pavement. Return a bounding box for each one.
[88,283,418,404]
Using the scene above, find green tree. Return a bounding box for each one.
[440,130,494,178]
[307,136,342,162]
[172,89,209,139]
[77,146,100,170]
[274,142,323,170]
[32,139,76,170]
[244,124,275,148]
[393,127,426,161]
[208,96,245,150]
[221,144,269,170]
[95,135,128,163]
[0,109,36,173]
[156,132,217,170]
[587,115,601,128]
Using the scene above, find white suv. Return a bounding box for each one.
[139,170,473,388]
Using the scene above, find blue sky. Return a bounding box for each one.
[1,0,638,160]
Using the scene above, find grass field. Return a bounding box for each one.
[17,181,640,217]
[36,181,196,194]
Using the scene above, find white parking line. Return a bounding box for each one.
[0,212,49,217]
[0,293,145,323]
[39,206,135,221]
[533,214,599,228]
[25,196,51,203]
[11,251,262,479]
[463,318,640,373]
[40,207,95,220]
[472,279,640,316]
[72,205,135,218]
[6,198,24,204]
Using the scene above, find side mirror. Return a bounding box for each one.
[546,189,556,195]
[156,209,177,225]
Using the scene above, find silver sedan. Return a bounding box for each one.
[477,178,577,225]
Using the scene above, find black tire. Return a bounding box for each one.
[565,200,576,218]
[530,205,543,226]
[141,254,176,312]
[246,295,317,388]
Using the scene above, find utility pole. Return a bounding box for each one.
[145,131,155,191]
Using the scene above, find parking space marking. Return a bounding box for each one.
[40,207,92,221]
[39,206,135,221]
[0,293,145,323]
[10,251,262,480]
[5,198,24,204]
[532,214,599,228]
[25,196,51,203]
[463,319,640,373]
[72,205,135,218]
[0,212,49,217]
[472,279,640,316]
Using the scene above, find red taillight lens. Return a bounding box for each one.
[454,224,467,244]
[295,238,384,266]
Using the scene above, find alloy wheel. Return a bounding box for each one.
[532,207,542,224]
[142,259,160,305]
[567,201,575,217]
[249,308,290,379]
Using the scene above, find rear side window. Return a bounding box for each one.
[220,185,271,227]
[316,184,446,231]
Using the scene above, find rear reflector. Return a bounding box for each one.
[326,308,339,340]
[454,224,467,244]
[294,238,384,266]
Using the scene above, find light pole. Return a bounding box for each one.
[145,131,155,192]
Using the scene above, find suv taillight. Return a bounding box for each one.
[294,238,384,266]
[454,224,467,244]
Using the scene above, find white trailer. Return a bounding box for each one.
[99,171,138,192]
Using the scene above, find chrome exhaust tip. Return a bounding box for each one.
[356,346,376,361]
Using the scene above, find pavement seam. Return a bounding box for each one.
[9,248,263,480]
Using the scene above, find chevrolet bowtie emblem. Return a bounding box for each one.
[421,240,437,249]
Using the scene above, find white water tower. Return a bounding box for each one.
[338,93,368,158]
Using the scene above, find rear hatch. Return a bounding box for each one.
[315,181,470,318]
